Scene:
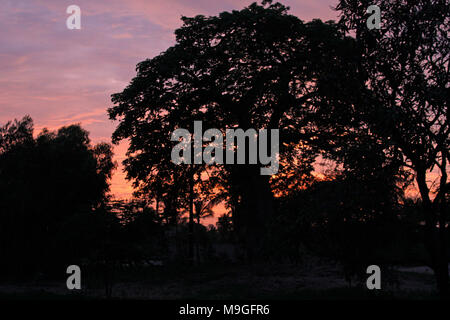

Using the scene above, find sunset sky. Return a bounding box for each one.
[0,0,339,200]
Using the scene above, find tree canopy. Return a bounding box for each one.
[108,1,363,257]
[336,0,449,295]
[0,116,116,276]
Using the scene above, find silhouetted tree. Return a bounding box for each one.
[108,1,359,259]
[335,0,449,295]
[117,199,167,263]
[193,198,219,225]
[217,213,234,242]
[0,116,116,278]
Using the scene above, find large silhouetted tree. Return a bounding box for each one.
[108,1,359,259]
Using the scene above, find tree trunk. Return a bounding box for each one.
[417,168,449,297]
[436,196,449,297]
[188,168,195,265]
[231,164,274,262]
[156,196,159,217]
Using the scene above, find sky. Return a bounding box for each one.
[0,0,339,202]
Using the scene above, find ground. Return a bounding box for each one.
[0,260,441,300]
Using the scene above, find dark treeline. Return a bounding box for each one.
[0,0,448,297]
[0,116,117,279]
